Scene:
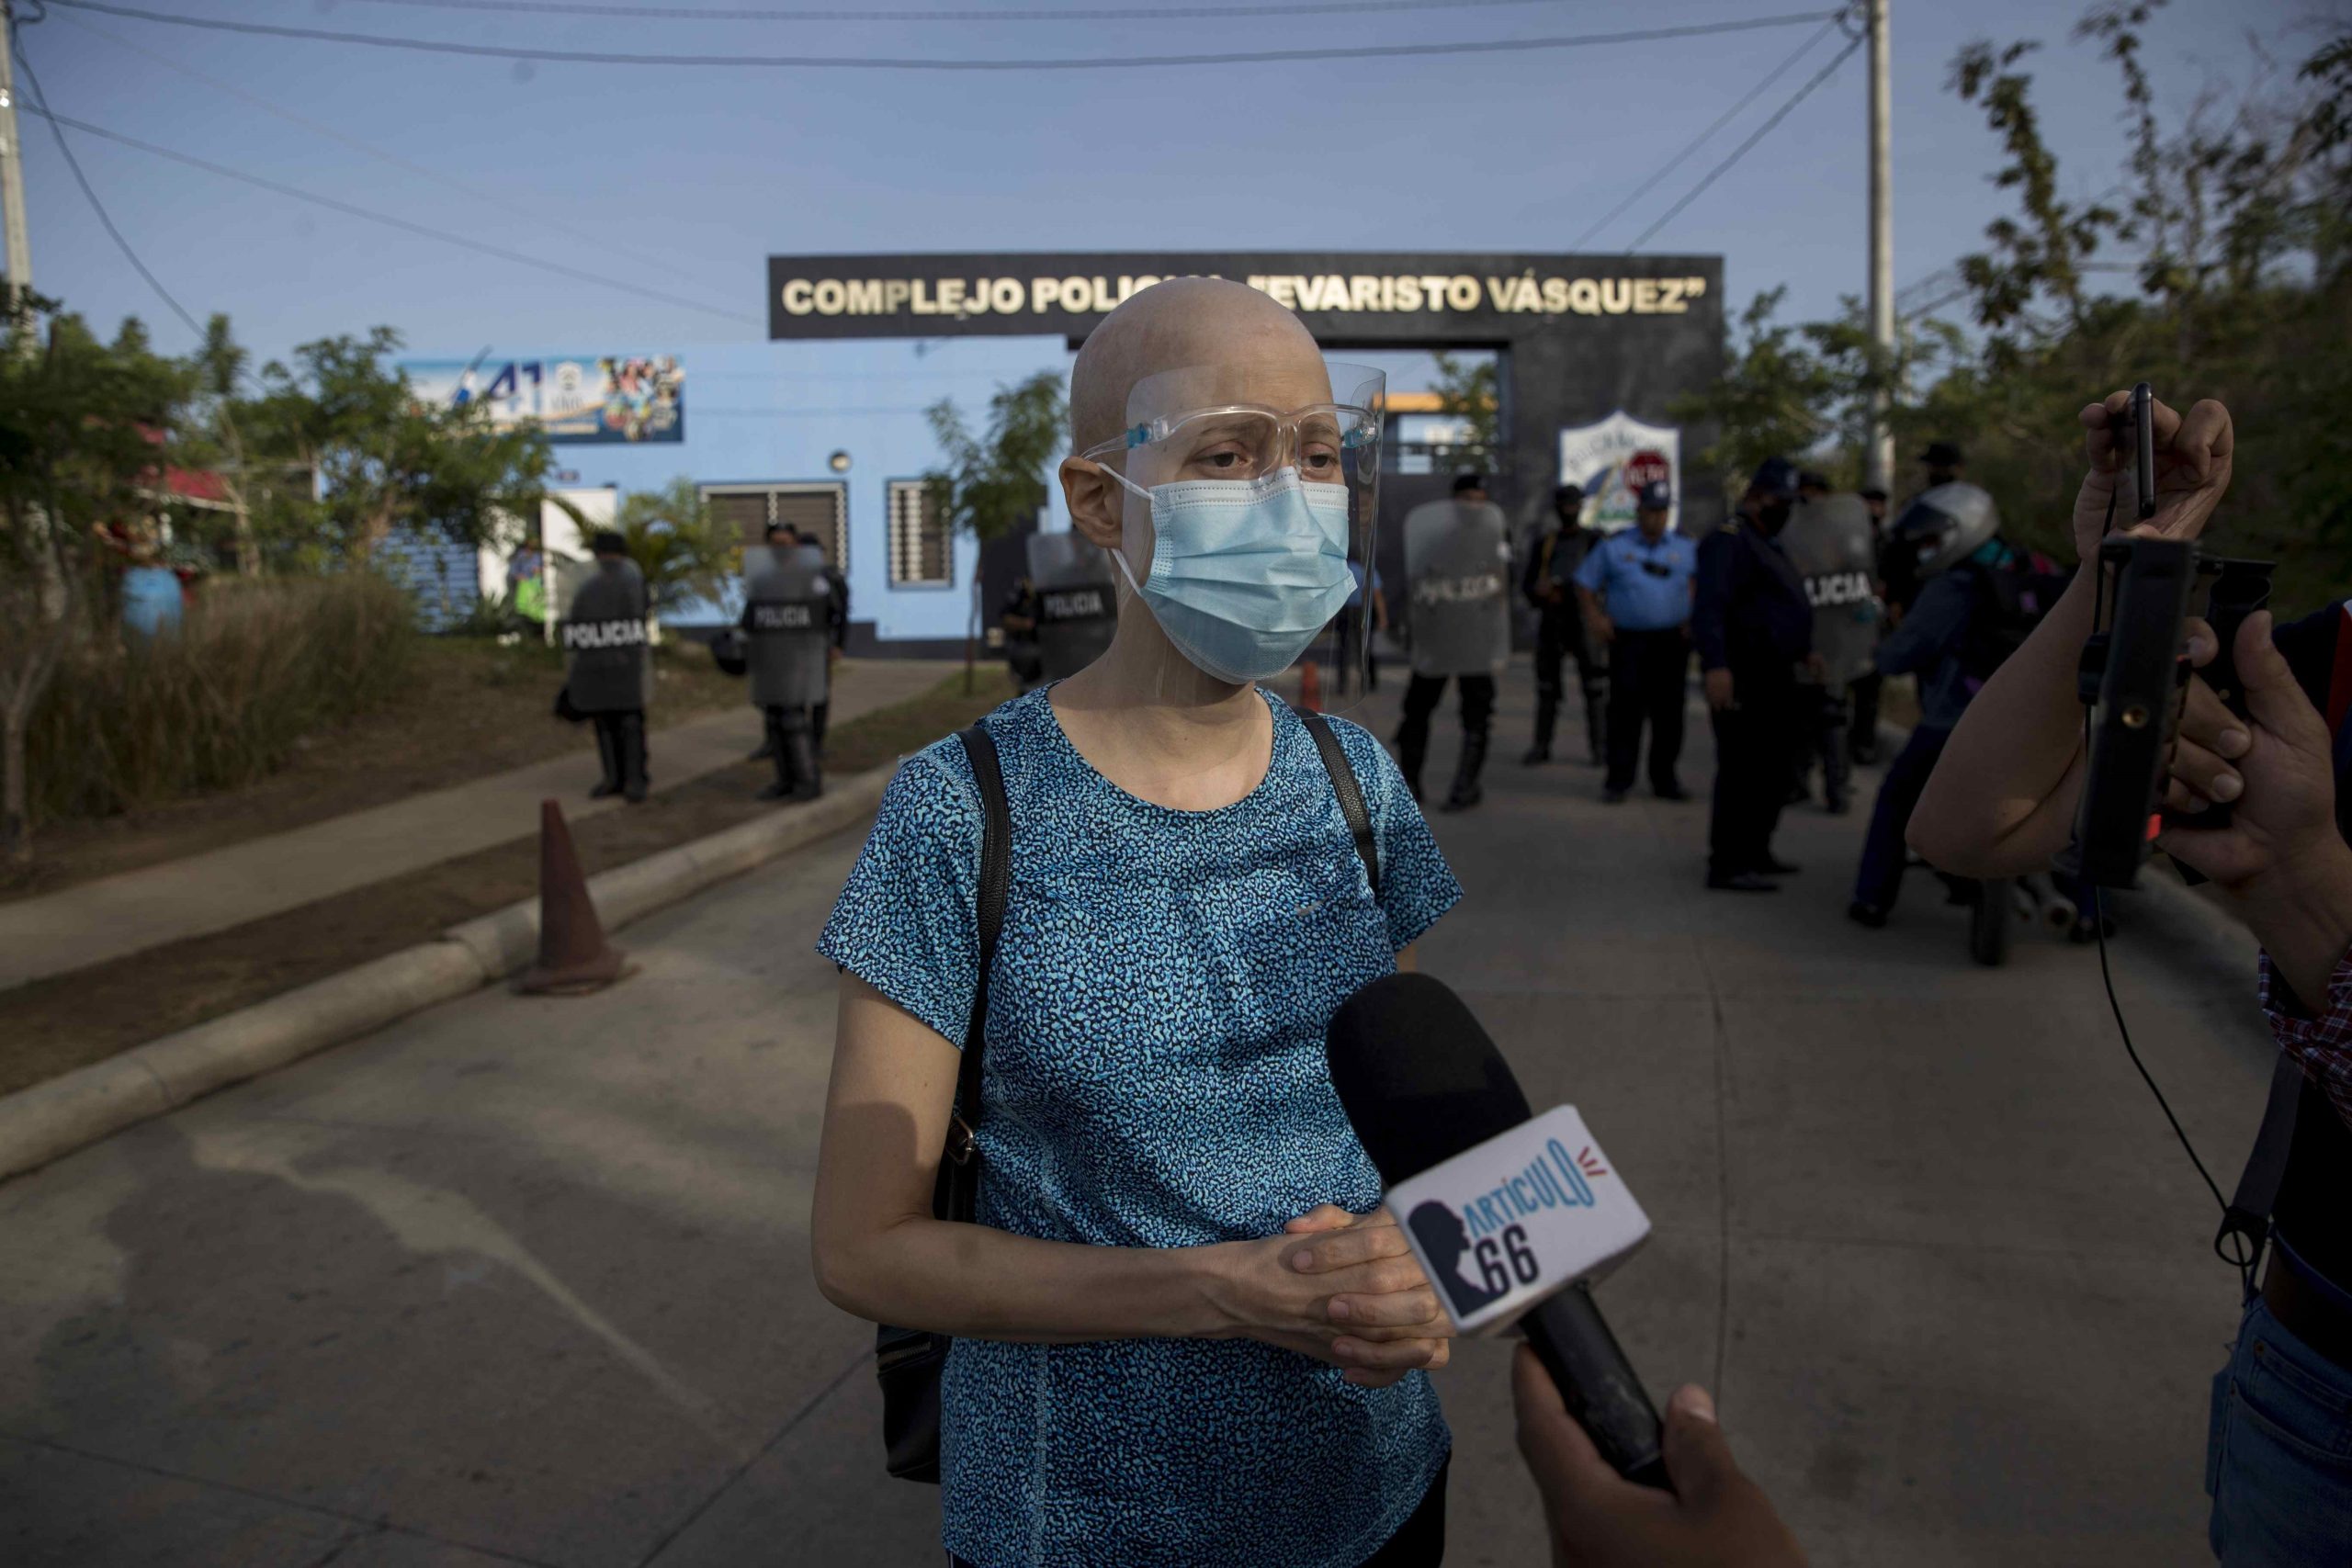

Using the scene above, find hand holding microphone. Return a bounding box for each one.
[1326,972,1668,1486]
[1513,1348,1806,1568]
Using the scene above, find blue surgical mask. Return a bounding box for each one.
[1105,466,1355,683]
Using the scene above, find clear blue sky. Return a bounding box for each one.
[13,0,2334,372]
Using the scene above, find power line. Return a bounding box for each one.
[45,3,1845,72]
[1569,13,1841,250]
[17,105,765,327]
[55,9,735,299]
[260,0,1677,20]
[11,37,206,341]
[1623,29,1863,252]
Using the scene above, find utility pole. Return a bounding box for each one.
[0,1,30,316]
[1865,0,1894,494]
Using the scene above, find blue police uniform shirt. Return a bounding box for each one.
[819,685,1460,1568]
[1572,527,1698,631]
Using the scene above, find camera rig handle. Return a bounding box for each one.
[2065,542,2276,890]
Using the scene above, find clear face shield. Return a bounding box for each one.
[1080,358,1384,715]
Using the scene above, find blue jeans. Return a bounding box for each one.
[2207,1292,2352,1563]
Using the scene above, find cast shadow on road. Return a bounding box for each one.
[11,1110,858,1568]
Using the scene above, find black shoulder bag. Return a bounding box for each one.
[874,713,1374,1481]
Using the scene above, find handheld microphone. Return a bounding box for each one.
[1326,972,1668,1490]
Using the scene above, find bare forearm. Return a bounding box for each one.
[1908,567,2098,874]
[817,1216,1233,1345]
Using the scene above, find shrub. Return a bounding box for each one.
[27,572,417,823]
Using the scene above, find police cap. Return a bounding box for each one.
[1636,479,1673,512]
[1748,457,1802,501]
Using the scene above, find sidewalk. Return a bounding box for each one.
[0,660,956,994]
[0,663,2278,1566]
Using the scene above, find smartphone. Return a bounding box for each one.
[2131,381,2155,521]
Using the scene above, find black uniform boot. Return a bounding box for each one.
[618,712,650,804]
[756,709,795,800]
[782,709,823,802]
[1441,728,1489,813]
[1522,702,1555,766]
[590,720,623,799]
[1396,730,1428,804]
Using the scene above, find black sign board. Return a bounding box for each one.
[764,249,1730,558]
[768,251,1719,346]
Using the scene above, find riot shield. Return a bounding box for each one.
[1401,497,1512,680]
[742,544,831,712]
[1026,531,1118,682]
[1780,492,1883,688]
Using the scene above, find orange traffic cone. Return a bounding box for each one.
[1299,658,1324,713]
[518,798,628,995]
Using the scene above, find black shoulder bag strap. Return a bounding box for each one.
[876,724,1010,1484]
[2217,1038,2306,1287]
[941,724,1012,1216]
[1301,712,1379,898]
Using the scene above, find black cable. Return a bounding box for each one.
[256,0,1664,20]
[45,2,1844,72]
[1570,13,1841,250]
[16,107,765,327]
[1623,28,1862,251]
[55,9,731,298]
[11,38,206,340]
[2092,888,2228,1213]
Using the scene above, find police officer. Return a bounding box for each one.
[782,524,850,754]
[1521,482,1607,766]
[1779,490,1883,816]
[1847,482,2066,926]
[1397,471,1512,811]
[1918,438,1965,491]
[560,530,651,805]
[742,529,834,801]
[1692,457,1814,891]
[1573,479,1697,803]
[1000,576,1046,690]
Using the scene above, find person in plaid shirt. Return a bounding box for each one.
[1909,389,2352,1565]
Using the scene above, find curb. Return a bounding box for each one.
[0,767,894,1186]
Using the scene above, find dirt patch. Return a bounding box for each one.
[3,637,745,904]
[0,670,1018,1099]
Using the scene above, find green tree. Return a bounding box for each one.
[0,302,198,864]
[1430,351,1501,468]
[1679,6,2349,586]
[925,371,1069,691]
[614,476,736,617]
[252,327,562,566]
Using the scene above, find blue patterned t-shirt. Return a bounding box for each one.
[818,685,1460,1568]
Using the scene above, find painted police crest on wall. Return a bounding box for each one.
[1556,412,1680,536]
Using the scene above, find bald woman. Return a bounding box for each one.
[812,279,1463,1566]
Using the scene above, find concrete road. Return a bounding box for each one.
[0,667,2278,1567]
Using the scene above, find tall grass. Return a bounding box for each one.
[28,573,417,823]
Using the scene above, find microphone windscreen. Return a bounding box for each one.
[1325,972,1533,1184]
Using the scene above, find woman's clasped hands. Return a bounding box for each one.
[1207,1203,1456,1387]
